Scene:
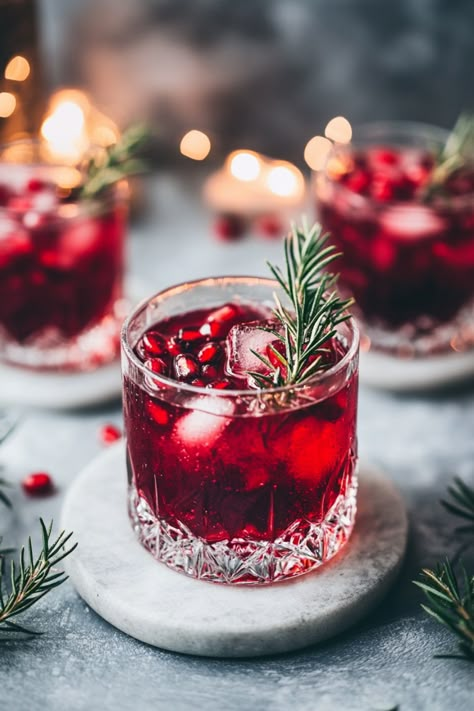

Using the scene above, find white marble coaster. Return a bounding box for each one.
[62,443,407,657]
[0,359,122,409]
[360,347,474,391]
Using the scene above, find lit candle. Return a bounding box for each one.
[204,150,306,216]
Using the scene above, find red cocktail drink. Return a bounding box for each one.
[315,122,474,356]
[123,277,359,584]
[0,146,127,370]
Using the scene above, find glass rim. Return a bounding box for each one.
[318,119,474,206]
[121,275,360,399]
[0,137,128,219]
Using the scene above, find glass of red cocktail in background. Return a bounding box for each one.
[315,122,474,357]
[0,140,128,370]
[122,276,359,584]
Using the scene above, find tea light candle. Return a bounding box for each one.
[203,150,306,216]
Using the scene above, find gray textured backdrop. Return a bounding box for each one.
[39,0,474,161]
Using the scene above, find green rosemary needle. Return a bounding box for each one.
[248,220,353,388]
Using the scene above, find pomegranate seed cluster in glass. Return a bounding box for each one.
[0,159,127,370]
[315,123,474,356]
[123,278,359,585]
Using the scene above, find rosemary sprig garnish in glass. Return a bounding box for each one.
[248,220,353,389]
[0,519,76,638]
[422,111,474,201]
[80,123,150,200]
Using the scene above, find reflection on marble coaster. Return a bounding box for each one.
[360,347,474,391]
[0,359,122,409]
[61,443,408,658]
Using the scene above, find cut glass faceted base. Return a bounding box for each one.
[128,474,358,585]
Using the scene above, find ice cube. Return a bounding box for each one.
[225,319,282,386]
[379,205,446,241]
[174,396,234,448]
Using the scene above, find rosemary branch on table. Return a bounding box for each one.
[422,111,474,201]
[248,220,353,388]
[80,123,150,200]
[0,519,76,638]
[415,477,474,661]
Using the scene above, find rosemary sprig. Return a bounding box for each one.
[0,519,77,638]
[80,123,150,199]
[442,477,474,534]
[248,221,353,388]
[415,560,474,661]
[423,111,474,200]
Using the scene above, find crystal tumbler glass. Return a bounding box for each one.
[122,276,359,584]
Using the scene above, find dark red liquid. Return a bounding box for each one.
[317,146,474,327]
[0,174,125,347]
[124,302,358,543]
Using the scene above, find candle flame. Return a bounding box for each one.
[266,162,304,198]
[228,151,261,182]
[40,89,119,165]
[304,136,332,170]
[180,130,211,160]
[325,116,352,144]
[5,56,30,82]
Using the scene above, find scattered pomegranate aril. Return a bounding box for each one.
[146,400,169,426]
[197,341,222,364]
[206,379,232,389]
[26,177,47,193]
[144,357,168,375]
[202,364,219,379]
[213,214,246,241]
[142,331,167,356]
[100,423,122,444]
[22,471,54,497]
[190,378,205,387]
[174,353,200,381]
[255,214,282,239]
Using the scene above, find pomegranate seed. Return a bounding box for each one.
[213,214,245,241]
[178,328,204,343]
[8,196,33,213]
[100,423,122,444]
[174,354,200,381]
[207,304,240,324]
[202,364,219,379]
[22,472,54,497]
[26,177,46,193]
[371,174,394,202]
[167,336,182,356]
[255,214,282,239]
[207,379,232,390]
[142,331,166,357]
[144,357,168,375]
[345,169,371,195]
[197,342,223,364]
[199,321,221,339]
[146,400,169,426]
[191,378,205,387]
[370,148,399,166]
[266,343,284,369]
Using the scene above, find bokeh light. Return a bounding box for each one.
[5,56,30,82]
[325,116,352,144]
[180,130,211,160]
[228,151,261,181]
[304,135,333,170]
[0,92,16,118]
